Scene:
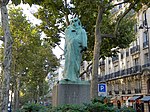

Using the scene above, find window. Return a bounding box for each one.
[121,52,124,59]
[133,58,139,66]
[127,61,129,67]
[115,83,119,91]
[144,53,149,64]
[119,4,122,9]
[135,80,141,89]
[128,81,131,90]
[135,80,141,93]
[114,65,118,72]
[126,49,129,57]
[109,67,111,74]
[122,83,125,90]
[101,69,105,76]
[143,31,149,48]
[143,31,148,42]
[143,10,147,26]
[122,63,125,69]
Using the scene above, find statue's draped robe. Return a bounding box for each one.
[64,25,87,81]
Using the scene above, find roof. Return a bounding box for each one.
[128,96,142,102]
[140,96,150,102]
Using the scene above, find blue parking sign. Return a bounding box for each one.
[98,84,106,92]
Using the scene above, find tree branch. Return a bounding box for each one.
[55,43,64,52]
[1,0,9,6]
[114,1,138,36]
[79,62,93,77]
[101,34,114,38]
[111,0,129,8]
[64,0,70,26]
[106,0,129,10]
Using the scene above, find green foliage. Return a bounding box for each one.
[33,0,67,47]
[11,0,43,6]
[33,0,144,61]
[85,102,115,112]
[49,101,135,112]
[119,106,136,112]
[50,104,86,112]
[6,6,59,106]
[18,97,136,112]
[18,103,49,112]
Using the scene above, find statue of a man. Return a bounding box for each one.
[63,17,87,82]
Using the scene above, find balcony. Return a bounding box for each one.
[127,90,131,94]
[130,45,140,54]
[114,90,119,94]
[121,69,126,76]
[110,73,114,79]
[98,76,104,81]
[114,71,120,77]
[142,63,150,68]
[105,74,110,80]
[122,90,126,94]
[112,55,119,62]
[127,68,131,74]
[132,65,141,73]
[135,89,141,93]
[100,60,105,66]
[143,41,149,48]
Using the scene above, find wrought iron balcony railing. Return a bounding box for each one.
[142,63,150,68]
[143,41,149,48]
[130,45,140,54]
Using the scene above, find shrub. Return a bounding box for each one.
[49,104,87,112]
[119,106,136,112]
[85,102,115,112]
[18,103,49,112]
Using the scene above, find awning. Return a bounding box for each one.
[128,96,142,102]
[140,96,150,102]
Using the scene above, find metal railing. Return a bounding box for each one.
[143,41,149,48]
[130,45,140,54]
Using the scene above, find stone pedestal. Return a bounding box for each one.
[52,82,90,106]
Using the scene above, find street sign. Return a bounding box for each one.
[98,84,107,96]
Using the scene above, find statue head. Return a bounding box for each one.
[70,17,81,28]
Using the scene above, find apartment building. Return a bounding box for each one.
[98,7,150,111]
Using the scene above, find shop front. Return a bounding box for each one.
[140,95,150,112]
[128,95,144,112]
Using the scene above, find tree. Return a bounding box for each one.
[72,0,150,99]
[7,6,59,110]
[0,0,13,111]
[0,0,43,111]
[34,0,150,99]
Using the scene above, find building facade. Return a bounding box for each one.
[98,7,150,111]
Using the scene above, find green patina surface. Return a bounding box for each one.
[63,17,87,82]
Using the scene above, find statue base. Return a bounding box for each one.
[52,80,90,106]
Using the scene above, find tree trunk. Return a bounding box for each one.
[14,77,20,111]
[90,6,104,99]
[13,84,17,112]
[1,0,13,111]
